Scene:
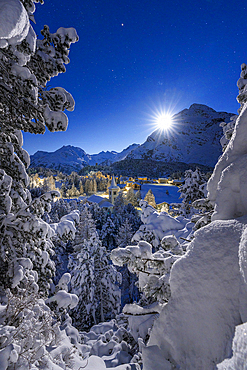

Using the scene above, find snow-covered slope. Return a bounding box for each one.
[30,145,91,173]
[127,104,234,167]
[30,144,139,173]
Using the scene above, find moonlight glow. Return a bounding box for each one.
[145,103,176,137]
[156,114,173,130]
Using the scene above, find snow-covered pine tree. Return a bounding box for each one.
[49,198,72,221]
[123,202,143,232]
[85,178,93,194]
[172,168,206,216]
[66,183,80,198]
[71,204,96,253]
[144,189,156,208]
[59,182,67,197]
[0,0,78,295]
[117,218,133,247]
[112,193,142,242]
[79,180,84,194]
[113,191,126,218]
[135,189,141,204]
[93,178,97,193]
[100,215,117,250]
[116,218,140,306]
[126,187,139,206]
[0,2,82,368]
[69,209,121,330]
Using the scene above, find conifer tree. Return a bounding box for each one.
[113,191,126,217]
[135,189,141,205]
[66,183,80,198]
[93,178,97,193]
[144,189,156,208]
[117,218,133,247]
[100,216,117,250]
[178,168,206,216]
[126,187,139,207]
[0,0,78,294]
[0,1,81,368]
[79,180,84,194]
[69,209,121,330]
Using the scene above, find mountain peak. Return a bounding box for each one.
[126,104,234,167]
[188,103,216,112]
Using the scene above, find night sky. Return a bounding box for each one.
[23,0,247,155]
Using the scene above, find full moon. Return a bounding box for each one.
[156,114,173,130]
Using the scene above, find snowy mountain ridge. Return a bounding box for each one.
[126,103,234,167]
[30,143,140,173]
[30,104,234,173]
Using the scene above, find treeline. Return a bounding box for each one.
[111,158,213,178]
[29,170,111,198]
[30,158,213,180]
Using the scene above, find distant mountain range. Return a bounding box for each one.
[30,144,139,174]
[30,104,234,174]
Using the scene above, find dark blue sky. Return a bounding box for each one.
[24,0,246,155]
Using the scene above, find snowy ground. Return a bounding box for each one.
[140,184,182,204]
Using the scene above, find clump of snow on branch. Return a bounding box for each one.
[50,209,80,240]
[132,200,193,248]
[111,237,183,306]
[0,0,30,48]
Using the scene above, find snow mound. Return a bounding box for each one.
[0,0,30,48]
[208,102,247,220]
[143,218,245,369]
[79,320,139,369]
[217,322,247,369]
[132,201,193,248]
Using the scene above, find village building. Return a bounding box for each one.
[108,175,120,204]
[172,179,184,186]
[137,177,150,183]
[158,178,169,184]
[125,181,141,191]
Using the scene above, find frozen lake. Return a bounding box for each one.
[140,183,182,204]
